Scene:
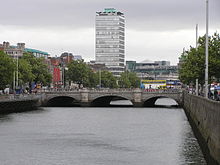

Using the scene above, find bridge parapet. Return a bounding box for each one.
[40,88,182,93]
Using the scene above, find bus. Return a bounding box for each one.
[141,80,166,89]
[166,79,181,89]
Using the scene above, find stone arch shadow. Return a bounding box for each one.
[91,95,134,107]
[46,96,80,107]
[143,96,180,107]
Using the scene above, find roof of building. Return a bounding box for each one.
[104,8,116,12]
[96,8,124,16]
[140,59,154,64]
[25,48,49,55]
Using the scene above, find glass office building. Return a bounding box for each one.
[95,8,125,76]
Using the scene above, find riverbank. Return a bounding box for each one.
[183,92,220,165]
[0,95,40,114]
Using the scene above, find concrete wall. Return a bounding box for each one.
[183,92,220,165]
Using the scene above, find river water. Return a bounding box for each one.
[0,99,206,165]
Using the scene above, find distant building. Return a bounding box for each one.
[73,55,82,61]
[25,48,49,59]
[48,52,83,88]
[126,60,178,80]
[0,42,24,58]
[154,61,170,66]
[53,67,61,88]
[60,52,74,65]
[95,8,125,76]
[126,61,136,72]
[47,57,62,88]
[0,41,49,59]
[88,63,108,73]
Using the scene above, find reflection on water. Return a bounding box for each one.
[110,100,133,105]
[110,98,178,106]
[155,98,178,106]
[0,106,206,165]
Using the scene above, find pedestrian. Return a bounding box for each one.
[214,89,218,100]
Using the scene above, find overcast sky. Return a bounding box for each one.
[0,0,219,65]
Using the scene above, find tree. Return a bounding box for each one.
[66,60,92,87]
[98,70,118,88]
[18,58,34,85]
[0,51,15,89]
[119,71,140,88]
[127,72,140,88]
[21,53,52,86]
[179,33,220,86]
[87,70,99,88]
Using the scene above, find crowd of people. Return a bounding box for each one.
[187,83,220,101]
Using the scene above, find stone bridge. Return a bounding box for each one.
[40,89,182,107]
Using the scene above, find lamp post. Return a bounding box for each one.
[196,24,199,96]
[13,55,16,91]
[196,24,198,49]
[62,65,65,89]
[63,67,68,89]
[16,54,19,89]
[99,69,101,88]
[205,0,209,98]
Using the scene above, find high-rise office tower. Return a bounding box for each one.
[95,8,125,76]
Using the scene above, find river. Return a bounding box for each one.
[0,99,206,165]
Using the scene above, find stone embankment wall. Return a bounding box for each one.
[183,92,220,165]
[0,95,40,114]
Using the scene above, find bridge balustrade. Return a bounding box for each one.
[37,88,182,93]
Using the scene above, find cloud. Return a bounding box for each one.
[1,0,219,31]
[0,0,219,65]
[2,25,214,65]
[0,25,95,57]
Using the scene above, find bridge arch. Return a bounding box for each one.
[91,95,133,107]
[143,96,179,107]
[46,96,80,107]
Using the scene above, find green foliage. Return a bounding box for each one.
[179,33,220,85]
[21,53,52,85]
[119,71,140,88]
[67,60,96,87]
[66,60,143,88]
[65,60,119,88]
[98,70,118,88]
[87,71,99,88]
[0,51,15,89]
[18,58,35,84]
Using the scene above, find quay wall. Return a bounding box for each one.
[0,95,40,114]
[183,92,220,165]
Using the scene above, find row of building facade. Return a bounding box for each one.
[0,42,82,88]
[0,40,178,88]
